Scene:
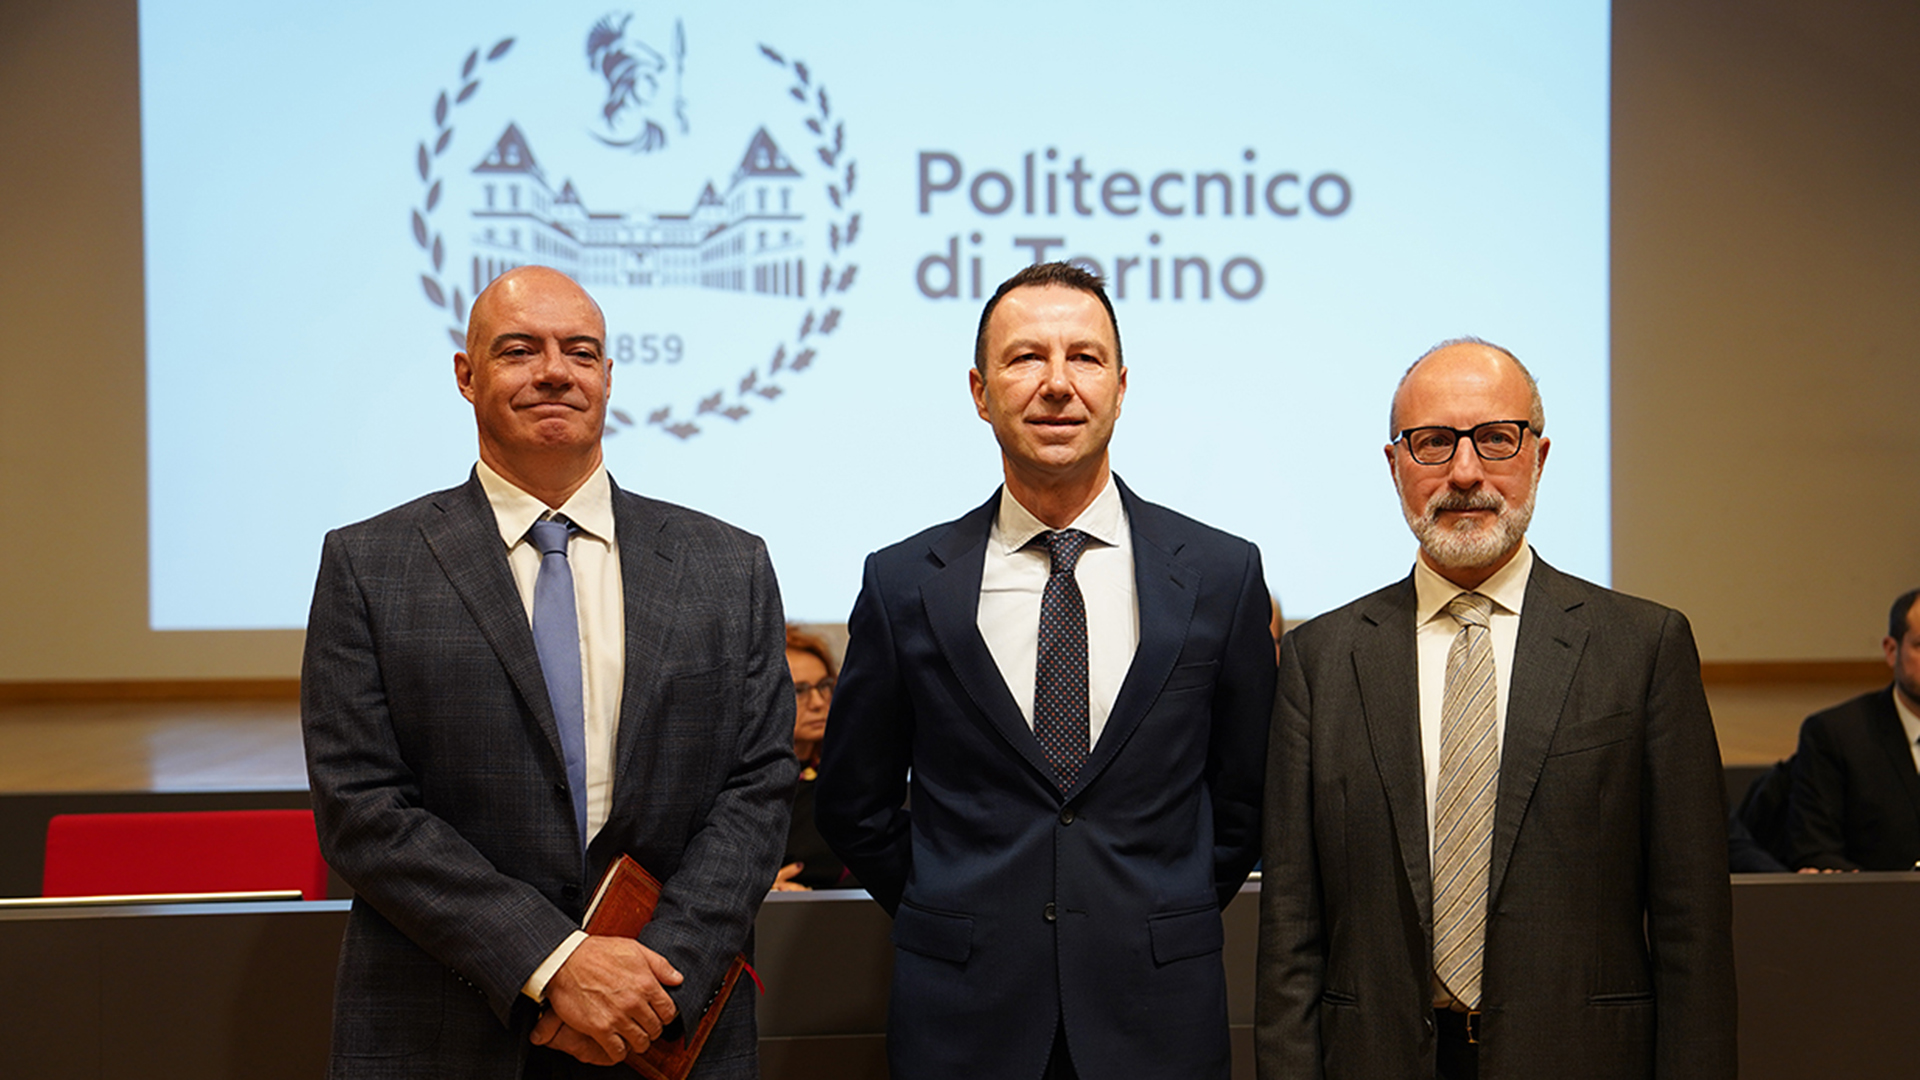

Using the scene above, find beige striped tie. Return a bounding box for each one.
[1434,591,1498,1009]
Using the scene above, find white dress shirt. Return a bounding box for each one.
[1413,544,1534,859]
[977,476,1139,746]
[476,460,625,1000]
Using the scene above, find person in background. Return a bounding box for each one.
[1727,759,1794,872]
[1787,587,1920,871]
[774,626,856,891]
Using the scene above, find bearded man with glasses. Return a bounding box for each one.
[1256,337,1736,1080]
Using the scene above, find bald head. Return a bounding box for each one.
[1388,337,1544,439]
[1385,336,1551,588]
[465,266,606,359]
[453,265,612,507]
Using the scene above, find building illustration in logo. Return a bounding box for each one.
[467,124,806,298]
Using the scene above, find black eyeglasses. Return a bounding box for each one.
[793,677,836,699]
[1395,420,1534,465]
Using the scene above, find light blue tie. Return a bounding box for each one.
[528,516,587,846]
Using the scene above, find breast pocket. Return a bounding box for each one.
[662,666,727,722]
[658,667,728,755]
[1546,710,1635,757]
[1161,660,1218,695]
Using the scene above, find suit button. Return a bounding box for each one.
[1043,902,1057,922]
[561,884,581,902]
[1059,809,1075,825]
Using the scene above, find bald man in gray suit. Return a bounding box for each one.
[303,266,795,1078]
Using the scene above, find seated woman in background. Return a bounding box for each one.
[773,626,858,891]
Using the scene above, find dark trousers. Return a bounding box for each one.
[1435,1009,1479,1080]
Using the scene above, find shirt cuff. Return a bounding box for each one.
[521,930,590,1003]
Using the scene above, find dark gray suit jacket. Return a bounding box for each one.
[302,473,796,1079]
[1788,686,1920,870]
[816,480,1275,1080]
[1256,556,1736,1080]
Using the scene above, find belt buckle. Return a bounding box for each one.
[1463,1009,1481,1044]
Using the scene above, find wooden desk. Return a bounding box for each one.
[0,878,1911,1079]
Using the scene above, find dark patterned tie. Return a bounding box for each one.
[1033,529,1092,791]
[528,516,587,846]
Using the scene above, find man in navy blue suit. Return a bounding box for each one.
[816,262,1275,1080]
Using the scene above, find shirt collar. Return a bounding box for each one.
[475,459,616,548]
[1892,685,1920,749]
[1413,543,1534,626]
[991,473,1128,555]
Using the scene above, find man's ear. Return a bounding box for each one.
[455,351,477,404]
[970,366,991,422]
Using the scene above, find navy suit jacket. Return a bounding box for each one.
[815,479,1275,1080]
[1788,686,1920,870]
[1257,558,1736,1080]
[302,473,796,1079]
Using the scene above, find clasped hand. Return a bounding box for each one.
[532,935,684,1065]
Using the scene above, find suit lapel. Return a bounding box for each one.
[1353,579,1433,922]
[1865,690,1920,828]
[1074,483,1197,797]
[606,481,686,808]
[418,474,570,775]
[1488,558,1589,906]
[921,494,1057,785]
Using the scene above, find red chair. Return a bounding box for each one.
[43,809,329,900]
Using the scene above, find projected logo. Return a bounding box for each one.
[584,14,688,152]
[407,18,862,441]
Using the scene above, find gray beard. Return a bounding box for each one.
[1400,467,1538,571]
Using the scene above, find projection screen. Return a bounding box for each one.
[140,0,1610,628]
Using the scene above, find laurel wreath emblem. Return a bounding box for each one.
[412,37,515,349]
[408,33,861,442]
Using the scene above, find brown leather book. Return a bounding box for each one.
[582,854,748,1080]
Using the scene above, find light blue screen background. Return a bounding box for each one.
[141,0,1610,628]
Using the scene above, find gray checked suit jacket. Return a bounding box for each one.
[302,472,796,1079]
[1256,556,1736,1080]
